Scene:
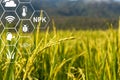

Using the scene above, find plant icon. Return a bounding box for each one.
[6,50,15,59]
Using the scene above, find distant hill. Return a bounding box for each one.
[31,0,120,18]
[0,0,119,30]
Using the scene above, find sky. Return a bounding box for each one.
[85,0,111,1]
[114,0,120,1]
[84,0,120,1]
[79,0,120,3]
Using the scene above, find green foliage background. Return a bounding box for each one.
[0,20,120,80]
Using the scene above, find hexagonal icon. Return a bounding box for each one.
[31,10,50,29]
[19,0,31,3]
[16,3,34,19]
[1,46,19,63]
[1,11,19,28]
[1,0,19,11]
[18,36,33,55]
[0,4,4,18]
[0,22,5,34]
[18,36,33,48]
[1,29,19,46]
[16,20,34,36]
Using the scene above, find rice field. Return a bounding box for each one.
[0,19,120,80]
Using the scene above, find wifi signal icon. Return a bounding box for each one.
[5,16,15,23]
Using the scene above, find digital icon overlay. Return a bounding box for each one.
[31,10,50,29]
[6,52,15,59]
[1,0,19,10]
[5,16,15,23]
[16,3,34,19]
[23,24,29,32]
[6,32,15,41]
[0,0,50,63]
[1,29,19,46]
[3,0,17,7]
[1,12,19,28]
[22,6,27,17]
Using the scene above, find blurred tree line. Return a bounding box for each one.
[33,0,120,30]
[49,16,118,30]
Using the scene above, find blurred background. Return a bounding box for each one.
[31,0,120,30]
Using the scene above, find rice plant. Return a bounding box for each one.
[0,12,119,80]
